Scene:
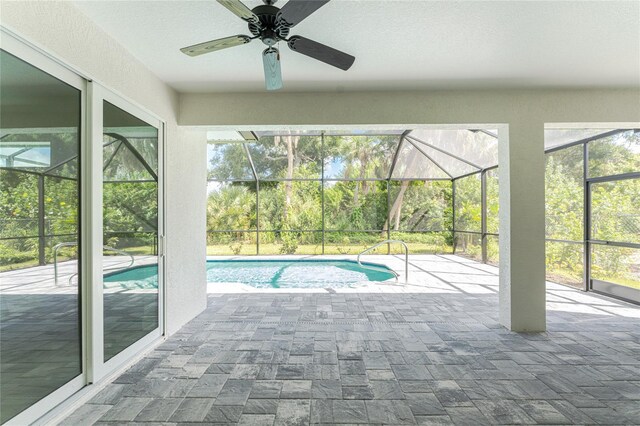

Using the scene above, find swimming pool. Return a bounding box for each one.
[206,259,396,289]
[102,259,396,290]
[103,265,158,290]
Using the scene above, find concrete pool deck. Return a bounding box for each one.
[55,253,640,425]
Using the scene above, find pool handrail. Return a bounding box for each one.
[53,242,135,286]
[357,239,408,282]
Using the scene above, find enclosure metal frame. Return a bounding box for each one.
[546,130,638,299]
[206,130,460,255]
[206,127,639,300]
[586,168,640,303]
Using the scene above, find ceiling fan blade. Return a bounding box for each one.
[277,0,330,28]
[287,35,354,70]
[216,0,261,26]
[263,47,283,91]
[180,35,252,57]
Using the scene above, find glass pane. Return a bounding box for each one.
[391,141,449,179]
[324,181,387,231]
[454,232,482,261]
[591,245,640,290]
[207,182,257,231]
[324,232,385,255]
[103,137,155,182]
[207,231,257,255]
[545,241,584,288]
[454,173,481,232]
[45,176,79,237]
[46,157,78,179]
[408,129,498,170]
[591,179,640,245]
[207,142,253,180]
[0,50,81,422]
[103,101,159,361]
[486,168,499,234]
[0,132,77,174]
[388,181,452,232]
[258,231,322,255]
[258,181,321,231]
[247,135,322,179]
[0,169,38,239]
[0,237,39,271]
[0,140,51,168]
[391,231,452,254]
[323,135,399,179]
[545,145,583,241]
[128,136,159,174]
[588,130,640,178]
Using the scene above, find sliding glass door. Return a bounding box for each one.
[0,48,83,423]
[102,100,161,361]
[0,32,164,424]
[589,175,640,302]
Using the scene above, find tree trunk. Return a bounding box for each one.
[383,180,409,232]
[382,146,420,233]
[353,181,360,204]
[277,134,298,223]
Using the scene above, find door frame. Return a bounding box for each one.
[1,27,167,425]
[88,83,166,382]
[586,172,640,304]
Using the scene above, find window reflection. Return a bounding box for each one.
[0,50,82,423]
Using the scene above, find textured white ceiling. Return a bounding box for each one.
[73,0,640,93]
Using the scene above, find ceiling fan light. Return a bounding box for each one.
[263,47,283,91]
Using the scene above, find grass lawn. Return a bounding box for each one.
[206,243,453,256]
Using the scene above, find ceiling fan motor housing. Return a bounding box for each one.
[249,5,290,44]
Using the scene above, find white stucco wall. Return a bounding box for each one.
[180,89,639,332]
[179,89,640,126]
[0,1,207,335]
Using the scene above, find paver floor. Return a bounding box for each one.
[62,255,640,425]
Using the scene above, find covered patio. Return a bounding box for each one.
[62,254,640,425]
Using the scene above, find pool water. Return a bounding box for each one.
[103,265,158,290]
[206,260,396,288]
[102,260,396,290]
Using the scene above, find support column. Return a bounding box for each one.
[498,122,546,332]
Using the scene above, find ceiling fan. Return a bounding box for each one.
[180,0,355,91]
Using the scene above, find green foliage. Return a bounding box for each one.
[1,155,158,269]
[279,231,299,254]
[486,169,499,233]
[454,174,481,232]
[207,183,256,236]
[229,240,243,255]
[0,170,39,238]
[324,180,387,231]
[544,137,639,287]
[390,181,452,233]
[454,232,482,261]
[545,146,583,241]
[588,131,640,178]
